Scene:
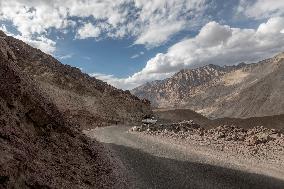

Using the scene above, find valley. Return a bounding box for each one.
[0,29,284,189]
[1,0,284,188]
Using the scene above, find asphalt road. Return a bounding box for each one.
[85,126,284,189]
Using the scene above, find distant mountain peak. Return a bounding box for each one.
[132,53,284,118]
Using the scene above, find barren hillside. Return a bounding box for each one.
[1,30,151,128]
[0,35,127,188]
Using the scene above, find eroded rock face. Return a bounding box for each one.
[0,32,127,188]
[132,64,230,108]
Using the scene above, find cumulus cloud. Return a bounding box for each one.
[196,22,232,47]
[257,17,284,34]
[94,17,284,89]
[76,23,101,39]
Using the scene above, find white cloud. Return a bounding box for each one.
[0,25,9,34]
[134,20,186,48]
[144,17,284,73]
[91,72,174,90]
[131,51,145,59]
[257,17,284,34]
[0,0,209,48]
[76,23,101,39]
[20,36,56,54]
[0,24,56,54]
[91,73,116,81]
[59,54,73,60]
[94,17,284,89]
[238,0,284,19]
[131,54,140,59]
[0,0,68,36]
[132,0,208,47]
[195,21,232,47]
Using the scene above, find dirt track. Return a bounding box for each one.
[84,126,284,189]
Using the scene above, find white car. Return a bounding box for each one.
[142,118,157,124]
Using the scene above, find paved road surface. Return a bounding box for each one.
[85,126,284,189]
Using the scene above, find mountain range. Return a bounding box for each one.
[1,27,284,188]
[132,52,284,119]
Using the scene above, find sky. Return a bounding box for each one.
[0,0,284,89]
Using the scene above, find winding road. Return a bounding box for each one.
[85,126,284,189]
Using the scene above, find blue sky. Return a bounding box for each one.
[55,32,168,78]
[0,0,284,89]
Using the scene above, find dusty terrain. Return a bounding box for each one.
[0,30,128,188]
[131,122,284,166]
[132,53,284,118]
[127,108,284,188]
[2,30,151,129]
[154,108,284,130]
[86,126,284,189]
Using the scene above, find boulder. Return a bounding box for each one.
[217,132,225,139]
[246,135,260,146]
[131,126,139,132]
[257,133,274,143]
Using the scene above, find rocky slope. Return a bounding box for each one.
[0,37,127,188]
[132,64,233,107]
[132,53,284,118]
[130,120,284,166]
[154,109,284,130]
[1,30,151,128]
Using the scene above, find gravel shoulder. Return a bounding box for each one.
[84,126,284,189]
[138,131,284,181]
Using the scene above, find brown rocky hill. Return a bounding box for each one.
[132,53,284,118]
[0,38,127,188]
[0,30,151,128]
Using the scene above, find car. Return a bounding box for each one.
[142,117,157,124]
